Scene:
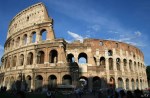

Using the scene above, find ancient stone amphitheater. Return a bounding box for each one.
[0,3,148,91]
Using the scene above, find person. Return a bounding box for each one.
[46,90,52,98]
[16,91,26,98]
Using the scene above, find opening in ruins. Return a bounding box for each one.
[40,29,47,41]
[37,51,45,64]
[27,52,33,65]
[67,53,74,63]
[62,75,72,85]
[49,50,58,63]
[78,53,87,64]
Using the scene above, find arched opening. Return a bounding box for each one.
[78,53,88,64]
[40,29,47,41]
[37,51,45,64]
[79,76,88,89]
[136,79,139,89]
[118,77,123,88]
[49,50,58,63]
[109,58,113,70]
[11,39,14,48]
[27,52,33,65]
[12,56,17,67]
[126,79,129,90]
[108,50,113,56]
[31,32,36,43]
[93,76,101,90]
[35,75,43,92]
[7,57,10,68]
[67,54,74,63]
[23,34,27,45]
[116,58,121,71]
[26,75,31,91]
[62,75,72,85]
[131,79,135,90]
[48,75,57,88]
[5,77,9,89]
[20,54,24,66]
[16,37,20,47]
[109,77,115,88]
[5,57,7,68]
[10,76,15,90]
[99,41,103,46]
[129,60,132,71]
[140,79,142,89]
[134,62,136,71]
[100,57,105,67]
[7,42,10,50]
[123,59,127,71]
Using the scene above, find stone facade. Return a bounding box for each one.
[0,3,148,91]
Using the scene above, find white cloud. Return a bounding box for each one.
[135,31,141,36]
[107,31,145,47]
[67,31,84,42]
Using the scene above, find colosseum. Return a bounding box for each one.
[0,3,148,92]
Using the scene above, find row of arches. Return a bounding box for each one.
[5,29,48,51]
[4,74,146,91]
[110,77,145,90]
[3,51,145,75]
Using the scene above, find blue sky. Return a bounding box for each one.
[0,0,150,65]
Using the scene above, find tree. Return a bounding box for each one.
[146,66,150,87]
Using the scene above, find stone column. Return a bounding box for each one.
[46,26,55,40]
[36,29,41,42]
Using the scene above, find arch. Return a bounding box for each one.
[109,77,115,88]
[11,39,14,48]
[140,79,142,89]
[10,76,15,90]
[78,53,88,64]
[129,60,132,71]
[27,52,33,65]
[23,34,27,45]
[108,50,113,56]
[49,50,58,63]
[48,75,57,88]
[35,75,43,91]
[16,37,20,47]
[37,51,45,64]
[26,75,31,91]
[19,54,24,66]
[62,75,72,85]
[67,53,75,63]
[118,77,124,88]
[99,41,103,46]
[12,56,17,67]
[109,58,113,70]
[126,79,129,90]
[7,57,11,68]
[123,59,127,71]
[134,62,136,71]
[116,58,121,71]
[100,57,105,66]
[131,79,135,90]
[40,29,47,41]
[5,57,7,68]
[136,79,139,89]
[94,57,96,65]
[31,31,36,43]
[93,76,101,89]
[5,77,9,89]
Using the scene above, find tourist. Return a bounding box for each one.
[46,90,52,98]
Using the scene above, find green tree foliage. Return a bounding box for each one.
[146,66,150,80]
[146,66,150,87]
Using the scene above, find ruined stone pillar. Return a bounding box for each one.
[36,29,41,42]
[46,26,55,40]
